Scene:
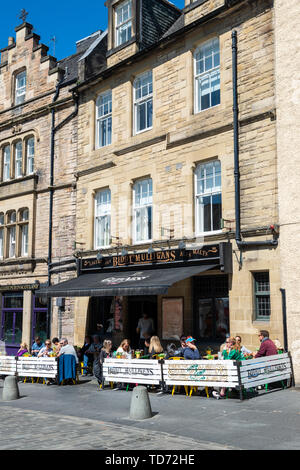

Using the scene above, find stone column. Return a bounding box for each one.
[22,290,33,348]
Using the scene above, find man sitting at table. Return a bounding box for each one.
[57,338,78,363]
[184,337,201,360]
[254,330,277,358]
[31,336,45,357]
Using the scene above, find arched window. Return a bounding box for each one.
[0,213,4,259]
[3,145,11,181]
[7,211,17,258]
[14,141,23,178]
[26,137,35,174]
[15,70,26,105]
[19,209,29,257]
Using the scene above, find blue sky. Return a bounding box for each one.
[0,1,185,60]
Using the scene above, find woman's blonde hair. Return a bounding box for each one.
[20,342,28,350]
[149,336,163,354]
[119,339,130,350]
[102,339,112,351]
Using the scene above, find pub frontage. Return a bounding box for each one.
[36,242,232,350]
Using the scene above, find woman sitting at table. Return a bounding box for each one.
[99,339,113,388]
[148,336,164,358]
[213,337,244,399]
[38,339,53,357]
[235,335,252,357]
[116,339,132,359]
[17,342,29,357]
[183,337,201,360]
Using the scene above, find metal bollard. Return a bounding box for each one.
[2,375,20,401]
[129,385,153,420]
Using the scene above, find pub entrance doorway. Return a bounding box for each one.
[86,296,114,342]
[127,296,157,349]
[193,275,229,348]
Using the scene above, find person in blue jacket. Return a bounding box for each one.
[184,337,201,360]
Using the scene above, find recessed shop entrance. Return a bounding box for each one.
[193,275,229,345]
[127,296,157,349]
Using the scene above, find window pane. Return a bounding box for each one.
[95,189,111,248]
[27,138,34,174]
[0,228,3,259]
[15,71,26,104]
[21,224,28,256]
[3,146,10,181]
[9,226,16,258]
[212,193,222,231]
[15,142,23,178]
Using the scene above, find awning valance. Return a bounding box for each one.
[36,264,218,297]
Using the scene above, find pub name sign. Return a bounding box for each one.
[80,243,232,273]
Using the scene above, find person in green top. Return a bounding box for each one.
[213,336,244,399]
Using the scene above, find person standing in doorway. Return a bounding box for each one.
[136,313,154,350]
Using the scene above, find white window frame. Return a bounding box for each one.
[133,71,153,135]
[15,141,23,179]
[8,211,17,259]
[20,209,29,257]
[194,160,222,235]
[133,178,153,244]
[26,138,35,175]
[0,213,4,260]
[94,189,111,249]
[115,0,132,47]
[96,91,112,149]
[3,145,11,181]
[15,70,26,105]
[194,38,220,114]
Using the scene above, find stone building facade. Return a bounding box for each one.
[274,0,300,383]
[0,21,81,352]
[51,0,283,356]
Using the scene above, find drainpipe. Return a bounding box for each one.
[280,288,288,352]
[231,30,278,251]
[47,83,79,337]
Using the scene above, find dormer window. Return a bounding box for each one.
[15,70,26,105]
[115,0,132,47]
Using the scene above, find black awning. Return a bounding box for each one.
[36,264,218,297]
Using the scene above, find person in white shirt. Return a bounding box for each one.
[136,313,154,349]
[57,338,79,364]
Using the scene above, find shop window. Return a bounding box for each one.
[15,70,26,105]
[115,0,132,47]
[133,178,152,243]
[1,293,23,352]
[195,160,222,234]
[96,91,112,148]
[194,38,220,113]
[253,272,271,320]
[133,71,153,134]
[94,189,111,248]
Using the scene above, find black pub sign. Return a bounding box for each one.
[80,243,232,273]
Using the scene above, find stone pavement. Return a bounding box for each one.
[1,377,300,450]
[0,405,233,450]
